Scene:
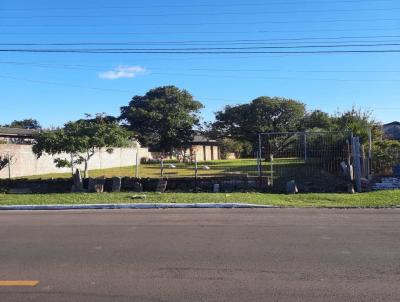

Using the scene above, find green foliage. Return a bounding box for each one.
[302,110,333,130]
[219,138,252,159]
[332,107,382,143]
[5,118,42,129]
[372,140,400,173]
[212,96,306,144]
[120,86,204,152]
[33,114,132,178]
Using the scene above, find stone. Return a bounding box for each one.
[286,180,298,194]
[88,178,96,192]
[71,169,84,192]
[213,183,220,193]
[156,179,167,193]
[133,181,143,192]
[88,177,105,193]
[94,177,105,193]
[111,177,122,192]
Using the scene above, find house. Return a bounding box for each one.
[189,135,220,161]
[0,127,37,144]
[383,122,400,140]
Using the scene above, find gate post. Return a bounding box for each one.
[352,136,362,193]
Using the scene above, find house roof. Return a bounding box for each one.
[0,127,38,138]
[192,135,218,144]
[383,122,400,140]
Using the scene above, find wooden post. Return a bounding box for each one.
[160,158,164,178]
[352,137,362,193]
[304,132,307,162]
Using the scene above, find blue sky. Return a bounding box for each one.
[0,0,399,127]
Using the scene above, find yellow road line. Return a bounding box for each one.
[0,280,39,287]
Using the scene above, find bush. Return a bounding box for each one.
[372,140,400,173]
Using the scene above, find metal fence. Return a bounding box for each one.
[257,131,354,192]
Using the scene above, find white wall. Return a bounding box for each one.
[0,144,149,178]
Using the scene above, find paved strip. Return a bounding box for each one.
[0,208,399,302]
[0,281,39,287]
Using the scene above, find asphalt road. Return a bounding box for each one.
[0,208,399,302]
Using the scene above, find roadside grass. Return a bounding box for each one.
[21,159,302,180]
[1,190,400,207]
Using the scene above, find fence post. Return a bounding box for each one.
[135,151,139,178]
[160,158,164,178]
[7,152,11,180]
[352,136,362,192]
[258,134,263,190]
[304,132,307,161]
[194,157,198,193]
[368,128,372,176]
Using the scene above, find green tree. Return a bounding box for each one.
[32,114,132,178]
[302,110,333,130]
[120,86,204,153]
[372,140,400,173]
[5,118,42,129]
[219,138,253,159]
[332,107,382,143]
[212,96,306,144]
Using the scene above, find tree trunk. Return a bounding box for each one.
[84,160,89,179]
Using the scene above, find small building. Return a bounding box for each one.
[0,127,37,144]
[189,135,220,161]
[383,122,400,140]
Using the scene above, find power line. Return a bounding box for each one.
[2,60,400,74]
[1,42,400,51]
[1,48,400,54]
[5,35,399,46]
[0,0,397,11]
[2,7,400,18]
[3,28,400,36]
[1,17,399,27]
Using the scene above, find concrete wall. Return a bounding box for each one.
[0,144,149,179]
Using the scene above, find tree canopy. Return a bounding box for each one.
[212,96,306,144]
[32,114,131,178]
[3,118,41,129]
[120,86,204,152]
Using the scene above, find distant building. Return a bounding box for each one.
[383,122,400,140]
[0,127,37,144]
[189,135,220,161]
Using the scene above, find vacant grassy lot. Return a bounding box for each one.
[22,159,303,180]
[1,190,400,207]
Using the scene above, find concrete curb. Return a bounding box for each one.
[0,203,280,211]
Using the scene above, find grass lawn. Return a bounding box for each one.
[21,159,302,180]
[1,190,400,208]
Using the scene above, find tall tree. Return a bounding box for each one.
[212,96,306,144]
[332,107,382,143]
[32,114,131,178]
[120,86,204,153]
[301,110,333,130]
[6,119,42,129]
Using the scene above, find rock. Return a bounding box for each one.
[202,165,210,170]
[156,179,167,193]
[168,164,177,169]
[213,183,220,193]
[133,181,143,192]
[111,177,122,192]
[88,177,105,193]
[286,180,298,194]
[71,169,84,192]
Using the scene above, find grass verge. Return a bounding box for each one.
[1,191,400,208]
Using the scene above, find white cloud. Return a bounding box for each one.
[98,65,147,80]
